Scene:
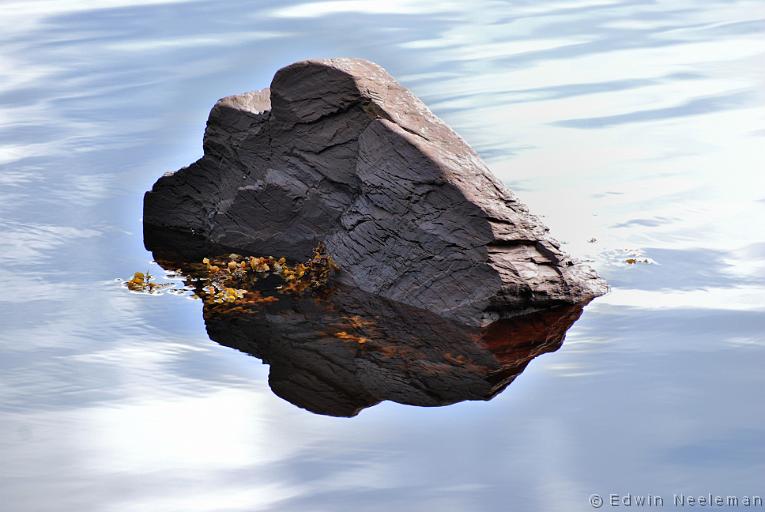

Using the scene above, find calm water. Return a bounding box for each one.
[2,1,765,510]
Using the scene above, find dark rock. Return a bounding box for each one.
[144,58,606,325]
[148,234,585,417]
[206,289,583,417]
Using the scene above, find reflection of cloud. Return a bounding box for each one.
[0,54,58,100]
[269,0,464,18]
[0,0,197,41]
[105,32,287,52]
[611,216,675,228]
[0,388,309,511]
[665,428,765,467]
[598,245,765,292]
[555,90,755,128]
[0,142,52,165]
[66,340,207,365]
[427,73,704,118]
[0,170,41,186]
[0,222,101,265]
[0,273,82,303]
[52,173,114,206]
[402,37,587,62]
[596,285,765,311]
[270,0,625,21]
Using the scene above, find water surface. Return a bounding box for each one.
[2,1,765,510]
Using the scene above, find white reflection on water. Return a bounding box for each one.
[1,0,765,510]
[596,286,765,312]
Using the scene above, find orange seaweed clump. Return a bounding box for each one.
[124,271,170,294]
[123,242,339,308]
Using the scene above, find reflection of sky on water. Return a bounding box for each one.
[1,0,764,510]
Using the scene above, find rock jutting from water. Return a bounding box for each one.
[144,58,606,325]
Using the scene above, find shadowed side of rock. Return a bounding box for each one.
[144,58,606,325]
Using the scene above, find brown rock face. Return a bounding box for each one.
[144,58,606,325]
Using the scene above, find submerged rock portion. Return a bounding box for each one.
[144,58,606,325]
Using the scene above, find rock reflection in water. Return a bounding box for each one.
[207,295,582,417]
[146,229,586,417]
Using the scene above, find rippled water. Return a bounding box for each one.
[2,1,764,510]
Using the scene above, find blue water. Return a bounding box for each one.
[2,1,765,510]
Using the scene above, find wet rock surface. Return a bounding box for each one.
[144,58,606,325]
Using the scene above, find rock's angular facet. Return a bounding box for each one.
[144,58,606,325]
